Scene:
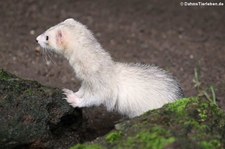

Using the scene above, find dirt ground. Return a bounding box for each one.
[0,0,224,140]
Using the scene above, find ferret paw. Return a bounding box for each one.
[62,88,82,107]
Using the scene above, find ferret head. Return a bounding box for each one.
[36,18,95,56]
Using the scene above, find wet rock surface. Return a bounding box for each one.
[0,69,83,149]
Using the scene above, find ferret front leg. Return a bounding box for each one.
[63,88,85,108]
[74,88,84,98]
[62,88,104,108]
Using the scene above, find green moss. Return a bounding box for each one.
[24,89,34,96]
[198,111,207,120]
[105,131,122,144]
[137,129,175,149]
[68,97,225,149]
[197,108,208,122]
[70,144,103,149]
[122,126,175,149]
[184,120,208,132]
[200,140,221,149]
[166,98,195,115]
[0,69,11,80]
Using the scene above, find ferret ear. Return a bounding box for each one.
[64,18,75,24]
[56,29,63,46]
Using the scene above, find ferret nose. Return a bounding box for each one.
[36,36,40,43]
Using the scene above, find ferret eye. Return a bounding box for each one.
[46,36,49,41]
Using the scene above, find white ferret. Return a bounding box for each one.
[36,18,184,118]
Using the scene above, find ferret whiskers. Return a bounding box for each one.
[46,49,55,64]
[41,48,48,63]
[42,48,55,65]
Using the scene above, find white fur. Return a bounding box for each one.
[36,18,184,118]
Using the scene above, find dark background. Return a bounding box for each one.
[0,0,224,135]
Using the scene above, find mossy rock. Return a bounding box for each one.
[1,69,225,149]
[0,69,83,149]
[70,98,225,149]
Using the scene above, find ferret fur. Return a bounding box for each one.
[36,18,184,118]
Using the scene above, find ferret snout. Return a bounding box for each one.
[36,35,48,49]
[36,35,41,43]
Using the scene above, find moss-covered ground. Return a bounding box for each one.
[70,97,225,149]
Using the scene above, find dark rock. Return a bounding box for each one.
[0,69,83,149]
